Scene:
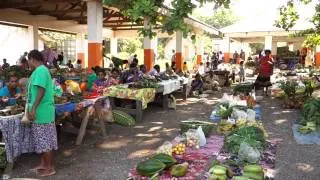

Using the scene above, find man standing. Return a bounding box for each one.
[240,49,245,61]
[2,59,10,69]
[233,51,239,64]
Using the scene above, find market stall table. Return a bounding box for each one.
[104,85,156,121]
[157,79,182,108]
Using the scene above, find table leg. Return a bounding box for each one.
[99,117,107,137]
[183,84,187,100]
[135,100,143,122]
[75,106,92,145]
[162,94,169,109]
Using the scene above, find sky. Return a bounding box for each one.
[193,0,316,21]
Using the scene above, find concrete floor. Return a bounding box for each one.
[8,92,320,180]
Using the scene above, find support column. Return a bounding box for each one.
[316,46,320,67]
[152,36,158,64]
[76,33,86,67]
[271,41,277,59]
[143,18,155,71]
[196,37,204,65]
[28,23,38,50]
[264,35,272,50]
[110,37,118,56]
[176,31,183,71]
[87,0,103,68]
[222,36,230,63]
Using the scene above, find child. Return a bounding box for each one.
[189,73,203,96]
[239,61,245,82]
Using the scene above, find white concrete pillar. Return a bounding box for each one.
[196,37,204,65]
[176,31,183,70]
[222,36,230,62]
[110,38,118,56]
[271,42,277,55]
[264,35,272,50]
[87,0,103,67]
[143,18,154,71]
[152,36,158,63]
[76,33,85,67]
[28,23,38,50]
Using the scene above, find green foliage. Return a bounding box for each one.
[275,1,320,47]
[0,147,7,169]
[300,98,320,126]
[249,43,264,55]
[279,81,298,97]
[225,126,266,154]
[103,0,233,38]
[196,8,237,29]
[118,39,143,55]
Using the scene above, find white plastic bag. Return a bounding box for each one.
[186,129,200,148]
[238,142,260,163]
[247,109,256,121]
[197,126,206,147]
[232,108,248,120]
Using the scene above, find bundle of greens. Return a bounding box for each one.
[303,79,316,97]
[225,126,266,154]
[279,81,297,97]
[0,147,6,169]
[216,104,233,119]
[300,98,320,126]
[233,83,253,95]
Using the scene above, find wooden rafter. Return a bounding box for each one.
[0,0,81,9]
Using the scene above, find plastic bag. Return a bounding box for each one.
[232,108,248,120]
[238,142,260,163]
[186,129,200,149]
[156,141,173,155]
[197,126,206,147]
[247,109,256,121]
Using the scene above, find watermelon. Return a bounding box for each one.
[112,110,135,127]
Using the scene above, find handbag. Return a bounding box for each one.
[21,80,31,124]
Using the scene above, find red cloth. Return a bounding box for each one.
[259,56,273,77]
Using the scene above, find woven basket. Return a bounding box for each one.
[180,120,215,137]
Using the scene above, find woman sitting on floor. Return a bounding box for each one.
[203,71,219,92]
[189,73,203,96]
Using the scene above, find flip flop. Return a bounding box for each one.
[30,167,46,172]
[38,169,56,177]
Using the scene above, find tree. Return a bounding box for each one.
[275,0,320,47]
[103,0,230,38]
[196,9,237,29]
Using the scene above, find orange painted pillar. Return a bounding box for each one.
[176,31,183,71]
[316,46,320,67]
[87,0,103,68]
[144,49,154,71]
[196,55,202,65]
[223,36,230,63]
[88,43,102,68]
[224,53,230,63]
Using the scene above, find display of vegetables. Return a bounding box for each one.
[172,143,186,155]
[112,110,136,127]
[151,153,177,168]
[180,120,215,137]
[225,126,266,154]
[300,98,320,127]
[233,84,254,95]
[170,162,188,177]
[136,159,166,177]
[279,81,297,97]
[304,79,316,97]
[241,164,264,180]
[208,164,233,180]
[0,105,24,116]
[216,104,233,119]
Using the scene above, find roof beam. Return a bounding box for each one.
[0,0,81,9]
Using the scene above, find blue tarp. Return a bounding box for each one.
[55,102,76,115]
[292,124,320,145]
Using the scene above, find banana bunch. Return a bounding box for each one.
[299,122,317,134]
[218,122,234,134]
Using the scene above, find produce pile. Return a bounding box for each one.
[298,98,320,134]
[0,105,24,116]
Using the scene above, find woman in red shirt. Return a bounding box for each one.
[255,50,273,95]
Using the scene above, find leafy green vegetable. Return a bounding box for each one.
[300,98,320,126]
[225,126,266,154]
[216,105,233,119]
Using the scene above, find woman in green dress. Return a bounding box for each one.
[27,50,57,177]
